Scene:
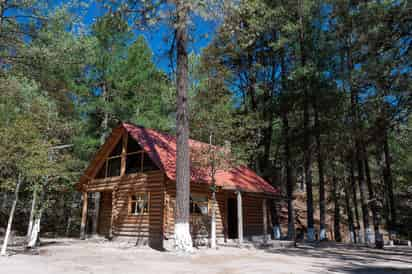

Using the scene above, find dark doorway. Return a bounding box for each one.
[227,198,238,239]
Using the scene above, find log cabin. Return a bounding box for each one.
[77,122,280,249]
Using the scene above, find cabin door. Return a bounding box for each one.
[98,191,112,236]
[227,198,238,239]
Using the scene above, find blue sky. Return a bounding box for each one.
[80,1,219,73]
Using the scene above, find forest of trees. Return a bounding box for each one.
[0,0,411,253]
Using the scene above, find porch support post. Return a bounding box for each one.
[236,190,243,244]
[91,192,101,236]
[80,192,88,240]
[263,198,268,243]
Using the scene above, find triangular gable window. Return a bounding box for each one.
[95,133,159,179]
[127,134,142,153]
[96,138,122,179]
[126,135,158,174]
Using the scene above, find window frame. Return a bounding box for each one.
[106,155,122,177]
[94,134,160,180]
[128,192,150,216]
[125,150,144,174]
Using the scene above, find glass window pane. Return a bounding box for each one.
[142,153,159,172]
[130,201,137,214]
[129,193,149,215]
[126,153,142,174]
[127,135,142,153]
[107,157,121,177]
[190,195,208,215]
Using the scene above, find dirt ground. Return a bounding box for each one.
[1,238,411,274]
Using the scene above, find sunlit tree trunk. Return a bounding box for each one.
[27,209,43,248]
[26,188,38,242]
[174,0,192,253]
[1,173,22,256]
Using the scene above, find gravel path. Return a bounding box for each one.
[1,238,411,274]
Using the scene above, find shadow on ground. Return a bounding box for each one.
[328,264,412,274]
[265,242,412,273]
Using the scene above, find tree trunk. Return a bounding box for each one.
[27,187,46,249]
[271,201,282,240]
[174,0,192,253]
[27,209,43,248]
[1,174,22,256]
[1,192,7,214]
[258,110,274,179]
[298,0,314,241]
[280,47,295,242]
[283,113,295,241]
[304,105,314,242]
[355,143,371,243]
[26,188,38,242]
[314,100,326,240]
[349,155,361,243]
[363,145,380,245]
[382,128,396,235]
[65,193,78,237]
[332,174,341,242]
[344,177,356,243]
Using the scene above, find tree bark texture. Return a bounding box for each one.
[314,101,326,240]
[1,174,22,256]
[174,0,192,253]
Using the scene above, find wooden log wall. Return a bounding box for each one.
[243,194,264,237]
[112,171,164,241]
[98,191,112,236]
[163,181,226,242]
[86,170,272,245]
[86,170,165,247]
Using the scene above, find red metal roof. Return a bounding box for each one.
[123,123,279,195]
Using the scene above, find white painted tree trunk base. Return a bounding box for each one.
[1,176,21,256]
[365,228,372,244]
[274,226,281,240]
[174,223,193,253]
[27,216,41,248]
[320,228,326,241]
[210,217,216,249]
[350,230,355,243]
[307,228,315,242]
[26,191,37,242]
